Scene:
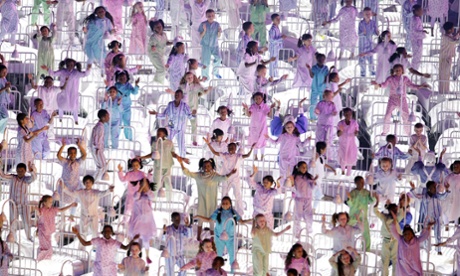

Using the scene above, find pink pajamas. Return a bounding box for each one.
[182,251,217,275]
[409,16,425,70]
[315,100,337,144]
[37,207,59,261]
[117,170,149,220]
[337,119,359,175]
[248,102,270,149]
[293,176,315,237]
[91,237,122,276]
[248,176,279,228]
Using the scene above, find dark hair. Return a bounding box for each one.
[127,242,142,257]
[112,53,125,67]
[246,41,258,56]
[198,158,216,171]
[282,121,300,137]
[16,163,26,170]
[252,91,264,100]
[216,196,238,225]
[285,243,310,270]
[212,256,225,266]
[67,146,77,156]
[115,70,130,83]
[175,89,184,95]
[216,105,233,116]
[101,224,115,235]
[149,19,165,32]
[39,195,52,209]
[206,9,215,14]
[262,175,276,188]
[316,141,327,155]
[391,64,404,75]
[286,269,299,276]
[256,64,266,72]
[386,134,396,143]
[354,176,364,183]
[332,212,350,227]
[363,7,372,11]
[97,109,109,119]
[157,127,168,137]
[338,250,355,276]
[16,113,30,134]
[211,128,224,141]
[426,180,437,190]
[292,161,314,180]
[378,30,395,44]
[84,6,114,26]
[43,76,54,82]
[127,158,143,170]
[316,53,326,60]
[412,4,422,13]
[340,107,355,119]
[0,64,6,73]
[198,238,214,253]
[169,42,184,56]
[450,160,460,171]
[385,203,398,216]
[242,21,253,32]
[171,212,181,219]
[414,122,424,129]
[402,224,416,238]
[328,72,339,83]
[297,33,313,48]
[108,40,122,49]
[271,13,280,21]
[443,21,454,32]
[388,52,401,64]
[187,58,198,71]
[379,157,393,169]
[34,98,43,105]
[83,175,95,184]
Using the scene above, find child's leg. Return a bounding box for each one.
[368,56,375,75]
[37,232,53,261]
[154,0,165,19]
[382,97,399,135]
[201,46,212,78]
[214,237,225,256]
[310,90,320,119]
[434,219,442,253]
[191,25,202,59]
[226,238,235,265]
[380,239,391,276]
[111,121,120,149]
[262,252,270,275]
[90,215,99,238]
[346,165,352,176]
[165,256,175,276]
[43,2,51,24]
[252,250,264,276]
[302,200,314,234]
[176,130,186,157]
[31,0,43,25]
[104,123,110,148]
[122,109,133,140]
[92,149,107,181]
[210,46,222,77]
[293,199,303,238]
[231,178,244,215]
[42,139,50,159]
[401,98,411,136]
[358,54,366,77]
[411,39,422,70]
[162,168,173,201]
[18,204,32,240]
[221,180,231,198]
[265,213,275,229]
[176,256,186,276]
[190,118,197,144]
[315,124,326,142]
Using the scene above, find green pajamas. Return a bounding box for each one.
[347,189,374,251]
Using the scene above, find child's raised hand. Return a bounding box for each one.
[132,234,140,240]
[109,186,115,192]
[202,137,210,144]
[242,102,248,109]
[202,24,207,31]
[270,57,276,62]
[434,242,447,247]
[163,224,167,231]
[71,226,79,234]
[344,78,351,84]
[409,181,416,190]
[321,214,326,223]
[268,77,274,82]
[71,202,78,207]
[282,74,288,80]
[117,164,123,172]
[252,164,258,173]
[27,73,33,80]
[28,162,34,172]
[118,264,125,271]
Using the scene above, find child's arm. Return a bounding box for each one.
[287,55,299,62]
[434,227,460,246]
[60,77,69,90]
[325,164,336,174]
[193,215,212,222]
[199,23,207,39]
[0,81,11,94]
[76,139,87,161]
[27,74,39,90]
[120,234,141,250]
[261,57,276,65]
[242,143,255,158]
[0,161,13,180]
[58,202,78,212]
[71,226,92,246]
[307,64,314,78]
[203,137,221,156]
[242,102,251,117]
[57,139,67,162]
[408,181,423,199]
[273,225,291,237]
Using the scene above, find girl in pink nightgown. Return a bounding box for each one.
[180,239,217,275]
[37,195,76,261]
[128,178,157,263]
[118,242,148,275]
[117,158,152,222]
[242,92,276,161]
[285,243,311,275]
[128,2,147,56]
[247,165,280,228]
[337,107,359,176]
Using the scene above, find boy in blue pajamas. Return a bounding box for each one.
[309,53,329,120]
[198,9,222,79]
[114,71,139,141]
[101,86,122,149]
[163,212,192,276]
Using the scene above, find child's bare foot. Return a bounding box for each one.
[260,154,264,161]
[75,121,79,125]
[254,155,258,161]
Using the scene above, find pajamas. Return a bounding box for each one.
[30,110,51,159]
[292,45,316,88]
[269,24,283,77]
[101,97,122,149]
[103,0,123,33]
[252,228,273,276]
[167,54,188,91]
[250,4,268,47]
[315,100,337,144]
[364,42,397,83]
[220,153,244,215]
[151,139,175,199]
[358,19,378,76]
[237,53,261,94]
[310,65,329,119]
[31,0,51,25]
[322,222,363,252]
[248,102,270,150]
[439,34,458,94]
[115,82,138,140]
[121,256,146,275]
[329,6,358,53]
[16,127,34,169]
[181,251,217,274]
[248,176,279,228]
[91,237,122,276]
[128,12,147,55]
[199,20,221,78]
[36,34,54,78]
[84,18,113,64]
[56,0,75,44]
[37,207,59,261]
[0,0,18,45]
[347,189,374,251]
[164,224,192,276]
[270,133,305,185]
[410,16,425,70]
[169,0,184,36]
[189,0,210,59]
[219,0,241,29]
[90,122,107,181]
[211,208,241,265]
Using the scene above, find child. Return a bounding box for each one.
[269,119,307,185]
[169,0,184,36]
[435,223,460,271]
[389,211,434,274]
[323,0,358,59]
[242,92,276,160]
[36,25,54,78]
[178,158,235,239]
[219,0,241,29]
[248,166,280,228]
[189,0,210,59]
[163,212,193,276]
[290,161,316,238]
[402,0,416,50]
[118,242,148,275]
[117,159,151,221]
[72,225,139,276]
[195,197,249,270]
[28,75,67,116]
[280,0,297,17]
[237,41,276,94]
[359,31,397,83]
[329,247,361,275]
[187,58,207,81]
[43,58,92,124]
[250,0,269,47]
[61,175,114,240]
[411,149,447,184]
[289,34,317,89]
[166,41,189,91]
[284,243,311,275]
[346,176,374,251]
[327,72,351,127]
[128,2,147,57]
[409,5,427,70]
[373,197,402,276]
[268,13,286,77]
[252,214,291,276]
[0,0,18,45]
[31,0,51,25]
[427,0,448,34]
[105,41,123,85]
[36,195,77,261]
[310,142,336,209]
[358,7,379,77]
[0,215,12,274]
[139,128,187,199]
[439,22,459,94]
[198,9,223,79]
[374,134,410,168]
[114,71,140,141]
[321,212,362,252]
[208,106,233,142]
[237,21,255,65]
[0,65,9,133]
[128,178,156,263]
[204,138,254,214]
[0,162,37,240]
[445,160,460,222]
[373,157,399,203]
[16,113,49,167]
[371,64,429,136]
[337,107,359,175]
[148,19,172,84]
[101,86,122,149]
[409,180,449,254]
[308,53,329,119]
[389,47,432,78]
[312,0,328,31]
[54,0,75,45]
[314,90,337,144]
[270,99,309,137]
[102,0,123,34]
[83,7,114,65]
[57,138,87,208]
[30,98,56,159]
[180,238,217,275]
[110,54,141,84]
[90,109,110,181]
[176,72,212,145]
[149,90,196,157]
[205,257,228,276]
[287,269,299,276]
[255,65,288,95]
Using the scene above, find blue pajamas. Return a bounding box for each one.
[84,18,113,64]
[201,46,221,78]
[121,109,132,140]
[215,237,235,264]
[165,256,185,276]
[104,120,120,149]
[116,82,138,140]
[310,65,329,119]
[31,137,50,159]
[169,128,186,157]
[358,19,378,77]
